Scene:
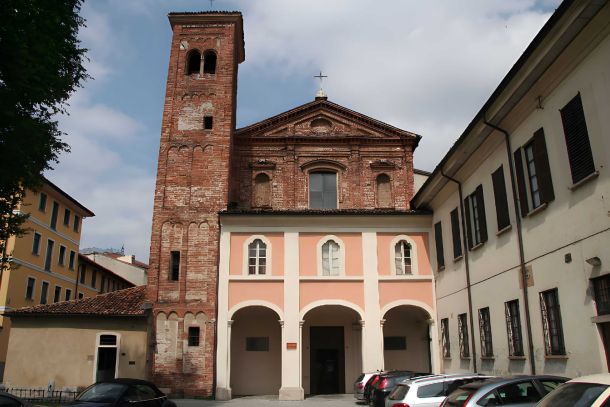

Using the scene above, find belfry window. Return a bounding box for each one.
[321,240,340,276]
[204,116,213,130]
[309,171,337,209]
[248,239,267,275]
[394,241,412,275]
[203,50,217,74]
[186,50,201,75]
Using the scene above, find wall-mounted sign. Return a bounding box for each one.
[287,342,297,350]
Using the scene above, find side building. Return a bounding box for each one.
[77,254,136,299]
[0,178,94,379]
[413,0,610,377]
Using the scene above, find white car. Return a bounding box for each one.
[354,372,377,402]
[536,373,610,407]
[386,374,492,407]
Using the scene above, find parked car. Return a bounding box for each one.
[440,375,568,407]
[364,371,391,404]
[66,379,176,407]
[386,374,494,407]
[355,372,377,402]
[369,371,429,407]
[0,391,34,407]
[535,373,610,407]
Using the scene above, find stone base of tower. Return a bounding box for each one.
[216,387,232,401]
[279,387,305,401]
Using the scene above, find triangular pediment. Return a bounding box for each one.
[235,99,420,142]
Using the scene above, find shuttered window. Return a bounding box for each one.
[450,208,462,259]
[309,172,337,209]
[464,185,488,249]
[491,166,510,231]
[560,93,595,184]
[434,221,445,270]
[514,128,554,216]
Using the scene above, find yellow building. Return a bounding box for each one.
[0,178,94,379]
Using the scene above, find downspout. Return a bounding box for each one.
[483,118,536,375]
[439,169,477,373]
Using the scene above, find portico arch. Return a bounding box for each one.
[230,305,282,396]
[381,302,436,374]
[301,304,363,395]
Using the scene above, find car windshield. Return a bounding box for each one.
[77,383,128,402]
[444,387,477,406]
[536,382,608,407]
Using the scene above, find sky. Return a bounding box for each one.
[48,0,561,263]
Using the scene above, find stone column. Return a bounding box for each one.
[279,231,304,400]
[428,318,441,374]
[215,230,231,400]
[362,232,383,371]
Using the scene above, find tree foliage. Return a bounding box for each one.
[0,0,89,260]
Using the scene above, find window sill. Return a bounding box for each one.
[443,357,452,360]
[229,276,284,281]
[453,255,463,263]
[470,242,484,251]
[437,265,445,272]
[545,354,568,360]
[569,170,599,191]
[508,356,527,360]
[480,356,495,360]
[460,356,471,360]
[496,224,512,236]
[526,202,548,217]
[379,275,433,281]
[299,276,363,281]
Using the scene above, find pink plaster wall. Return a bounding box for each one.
[377,233,432,276]
[229,233,284,276]
[300,281,364,311]
[228,281,284,312]
[299,233,363,276]
[379,281,434,313]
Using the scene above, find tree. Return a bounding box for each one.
[0,0,89,268]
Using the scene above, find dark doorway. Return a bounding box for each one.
[310,326,344,394]
[96,347,117,382]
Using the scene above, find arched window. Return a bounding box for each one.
[253,173,271,208]
[394,241,412,275]
[203,50,217,74]
[248,239,267,275]
[377,173,392,208]
[321,240,341,276]
[309,171,337,209]
[186,50,201,75]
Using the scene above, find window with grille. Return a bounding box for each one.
[321,240,341,276]
[248,239,267,275]
[188,327,200,347]
[458,313,470,358]
[441,318,451,358]
[394,241,412,275]
[560,93,596,184]
[593,275,610,315]
[505,300,524,356]
[309,171,337,209]
[540,288,565,355]
[478,307,493,357]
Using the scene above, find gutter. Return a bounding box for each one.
[439,169,478,372]
[482,119,536,374]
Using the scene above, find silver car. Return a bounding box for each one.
[355,372,377,402]
[386,374,492,407]
[440,375,568,406]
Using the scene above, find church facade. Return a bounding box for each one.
[147,12,438,400]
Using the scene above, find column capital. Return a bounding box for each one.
[380,318,386,327]
[299,320,305,328]
[426,318,435,326]
[227,320,234,327]
[279,320,285,327]
[359,320,365,327]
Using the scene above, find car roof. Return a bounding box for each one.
[99,378,157,386]
[403,374,492,386]
[460,375,568,391]
[568,374,610,385]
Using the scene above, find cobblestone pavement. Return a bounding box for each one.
[173,394,359,407]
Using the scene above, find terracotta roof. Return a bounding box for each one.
[6,286,147,317]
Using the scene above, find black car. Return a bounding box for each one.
[66,379,175,407]
[369,371,429,407]
[363,371,390,404]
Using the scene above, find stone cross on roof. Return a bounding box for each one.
[314,71,328,99]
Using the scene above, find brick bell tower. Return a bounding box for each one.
[147,12,244,397]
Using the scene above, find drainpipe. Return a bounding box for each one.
[483,118,536,375]
[439,169,477,373]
